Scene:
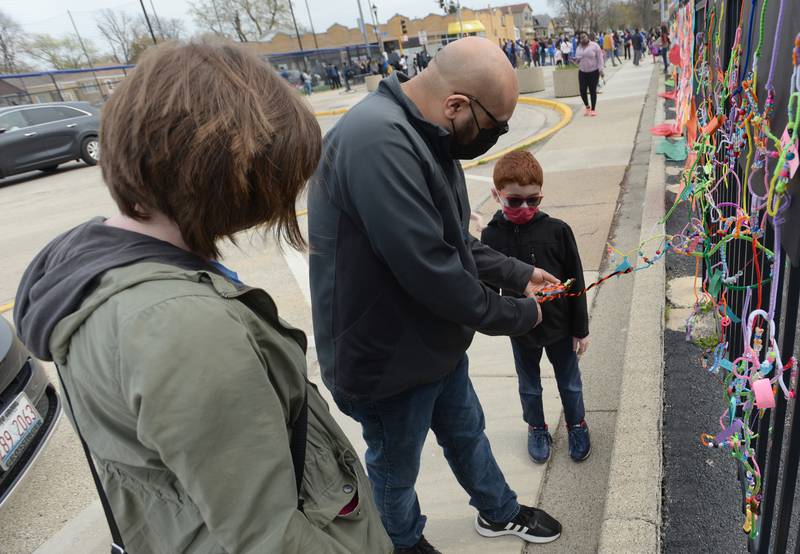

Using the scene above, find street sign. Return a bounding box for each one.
[402,34,409,43]
[418,30,428,44]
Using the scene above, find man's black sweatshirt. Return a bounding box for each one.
[481,210,589,348]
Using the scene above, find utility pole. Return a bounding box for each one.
[210,0,225,35]
[456,0,465,39]
[370,3,385,57]
[67,10,105,99]
[138,0,158,45]
[356,0,373,59]
[149,0,165,39]
[303,0,319,50]
[287,0,308,71]
[660,0,665,24]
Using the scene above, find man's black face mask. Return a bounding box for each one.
[449,94,509,160]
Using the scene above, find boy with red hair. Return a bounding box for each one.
[481,150,592,464]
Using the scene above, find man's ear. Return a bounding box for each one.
[443,94,469,120]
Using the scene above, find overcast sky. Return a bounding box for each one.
[2,0,554,48]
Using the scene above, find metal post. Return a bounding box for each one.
[149,0,165,39]
[138,0,158,45]
[660,0,665,24]
[355,0,373,59]
[48,73,65,102]
[67,11,105,100]
[771,262,800,553]
[370,4,385,58]
[287,0,308,72]
[456,0,465,38]
[303,0,319,50]
[757,262,800,553]
[210,0,225,35]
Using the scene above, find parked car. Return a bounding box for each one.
[0,317,61,507]
[0,102,100,179]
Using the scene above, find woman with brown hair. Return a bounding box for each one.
[14,42,392,553]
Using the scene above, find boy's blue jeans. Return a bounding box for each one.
[510,336,586,427]
[333,355,519,548]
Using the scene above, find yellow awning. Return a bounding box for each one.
[447,20,486,35]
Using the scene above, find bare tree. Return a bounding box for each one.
[23,34,96,70]
[189,0,292,42]
[96,9,141,64]
[0,9,25,72]
[549,0,609,33]
[155,17,185,40]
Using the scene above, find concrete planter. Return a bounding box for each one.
[516,66,545,93]
[365,74,383,92]
[552,67,580,98]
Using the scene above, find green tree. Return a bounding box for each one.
[189,0,292,42]
[0,9,25,72]
[23,34,97,70]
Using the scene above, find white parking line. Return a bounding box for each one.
[280,246,315,349]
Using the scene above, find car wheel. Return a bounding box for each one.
[40,165,59,173]
[81,137,100,166]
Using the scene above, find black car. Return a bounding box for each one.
[0,102,100,179]
[0,317,61,507]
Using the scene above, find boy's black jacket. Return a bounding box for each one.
[481,210,589,348]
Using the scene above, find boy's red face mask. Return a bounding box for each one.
[496,186,544,224]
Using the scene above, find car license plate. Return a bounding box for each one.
[0,393,43,471]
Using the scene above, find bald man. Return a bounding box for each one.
[308,37,562,553]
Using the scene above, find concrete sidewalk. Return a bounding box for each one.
[32,60,659,553]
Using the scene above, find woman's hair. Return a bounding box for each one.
[100,41,321,258]
[493,150,543,190]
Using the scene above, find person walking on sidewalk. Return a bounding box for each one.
[659,24,671,76]
[309,36,563,554]
[602,31,616,67]
[13,42,394,554]
[612,32,624,65]
[559,38,572,65]
[631,27,644,66]
[574,31,604,116]
[481,151,592,465]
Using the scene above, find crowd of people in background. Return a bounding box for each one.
[286,24,672,98]
[499,24,670,73]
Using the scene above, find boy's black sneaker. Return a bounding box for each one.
[393,535,442,554]
[475,505,561,543]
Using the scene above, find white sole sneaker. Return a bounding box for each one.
[474,515,561,544]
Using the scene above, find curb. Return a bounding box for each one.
[460,97,573,170]
[597,75,666,553]
[0,301,12,314]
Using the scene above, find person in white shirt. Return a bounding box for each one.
[559,40,572,65]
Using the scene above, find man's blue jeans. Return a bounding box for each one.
[333,355,519,548]
[510,336,586,427]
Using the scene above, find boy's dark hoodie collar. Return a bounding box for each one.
[488,210,549,228]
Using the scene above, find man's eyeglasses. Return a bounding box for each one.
[454,92,510,134]
[502,195,544,208]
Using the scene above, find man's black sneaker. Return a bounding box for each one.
[393,535,442,554]
[475,504,561,543]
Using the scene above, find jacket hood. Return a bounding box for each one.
[14,217,216,362]
[488,209,549,228]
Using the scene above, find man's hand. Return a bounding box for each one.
[524,268,560,297]
[573,336,591,356]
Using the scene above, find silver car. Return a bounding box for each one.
[0,318,61,507]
